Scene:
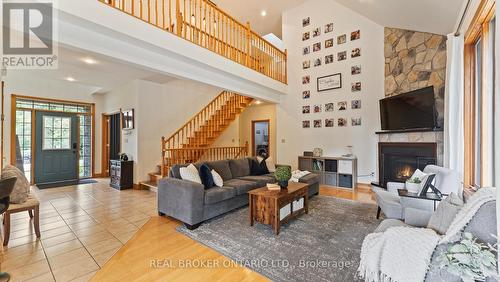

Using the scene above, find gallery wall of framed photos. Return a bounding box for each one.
[277,0,385,180]
[300,18,364,129]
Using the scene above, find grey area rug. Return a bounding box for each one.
[177,196,381,282]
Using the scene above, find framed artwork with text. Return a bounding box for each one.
[317,73,342,92]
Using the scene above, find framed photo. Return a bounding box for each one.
[338,118,347,127]
[313,119,322,128]
[303,46,310,55]
[325,23,333,33]
[337,101,347,111]
[303,17,310,27]
[325,38,334,48]
[351,82,361,92]
[313,27,321,37]
[351,65,361,75]
[313,42,321,52]
[122,109,135,130]
[302,32,310,41]
[352,118,362,126]
[302,90,311,99]
[337,34,346,44]
[351,30,360,41]
[351,48,361,58]
[302,105,310,114]
[337,51,347,61]
[303,60,310,69]
[302,75,311,84]
[325,54,334,64]
[302,120,310,128]
[325,118,334,127]
[317,73,342,92]
[314,58,322,67]
[325,102,334,112]
[351,100,362,109]
[313,104,322,113]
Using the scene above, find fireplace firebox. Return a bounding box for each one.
[378,142,437,187]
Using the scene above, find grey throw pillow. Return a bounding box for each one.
[1,165,30,204]
[427,193,463,235]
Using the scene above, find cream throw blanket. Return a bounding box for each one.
[358,187,496,282]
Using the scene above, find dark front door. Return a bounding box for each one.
[34,111,79,188]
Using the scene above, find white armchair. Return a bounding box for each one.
[372,165,462,221]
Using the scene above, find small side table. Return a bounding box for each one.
[397,189,448,211]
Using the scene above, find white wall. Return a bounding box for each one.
[3,73,103,174]
[278,0,385,184]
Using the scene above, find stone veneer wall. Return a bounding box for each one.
[384,27,447,127]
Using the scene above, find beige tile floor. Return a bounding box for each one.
[1,179,157,281]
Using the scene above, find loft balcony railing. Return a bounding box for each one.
[98,0,288,84]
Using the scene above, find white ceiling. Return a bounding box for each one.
[213,0,465,37]
[211,0,306,38]
[333,0,466,35]
[7,46,177,94]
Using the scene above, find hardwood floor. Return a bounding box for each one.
[92,186,375,281]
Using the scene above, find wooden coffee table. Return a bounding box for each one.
[248,182,309,235]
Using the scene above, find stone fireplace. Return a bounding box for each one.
[379,142,437,187]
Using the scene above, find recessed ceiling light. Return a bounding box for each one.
[255,100,262,105]
[261,10,267,17]
[66,77,76,82]
[82,58,97,64]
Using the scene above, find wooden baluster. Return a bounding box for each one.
[161,136,165,176]
[181,0,185,37]
[161,0,165,28]
[155,0,158,26]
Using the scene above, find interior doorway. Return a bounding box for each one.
[251,120,270,158]
[101,113,121,177]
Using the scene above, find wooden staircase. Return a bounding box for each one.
[139,91,252,189]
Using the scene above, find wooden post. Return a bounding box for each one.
[161,136,166,177]
[245,22,251,67]
[176,0,182,36]
[284,49,288,84]
[244,141,249,156]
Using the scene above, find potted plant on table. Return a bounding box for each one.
[275,166,292,189]
[406,177,422,193]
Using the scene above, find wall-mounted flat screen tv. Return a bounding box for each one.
[380,86,437,131]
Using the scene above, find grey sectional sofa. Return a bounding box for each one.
[157,157,320,229]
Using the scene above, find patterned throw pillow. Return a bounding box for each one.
[211,170,224,187]
[1,165,30,204]
[427,193,464,235]
[179,164,202,184]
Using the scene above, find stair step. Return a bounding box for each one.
[148,172,162,183]
[139,181,158,192]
